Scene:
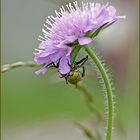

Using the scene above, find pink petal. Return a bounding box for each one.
[107,6,116,17]
[59,56,71,74]
[84,25,95,32]
[65,47,72,56]
[35,69,42,75]
[35,64,48,75]
[78,37,92,45]
[65,35,77,42]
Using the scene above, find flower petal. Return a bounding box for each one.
[107,6,116,17]
[65,35,78,42]
[35,64,48,75]
[84,25,95,32]
[65,47,72,56]
[59,56,71,74]
[39,49,57,57]
[78,37,92,45]
[34,2,125,76]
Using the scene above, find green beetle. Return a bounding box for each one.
[63,55,88,84]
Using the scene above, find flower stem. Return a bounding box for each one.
[0,61,58,73]
[84,45,113,140]
[1,61,38,73]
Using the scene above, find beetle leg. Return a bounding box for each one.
[82,67,85,77]
[65,77,68,84]
[73,55,88,69]
[76,55,88,65]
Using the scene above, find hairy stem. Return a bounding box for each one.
[84,45,113,140]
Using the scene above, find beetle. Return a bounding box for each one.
[62,55,88,84]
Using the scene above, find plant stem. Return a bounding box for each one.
[1,61,56,73]
[84,45,113,140]
[74,122,97,140]
[1,61,39,73]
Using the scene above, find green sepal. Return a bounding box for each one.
[70,45,82,64]
[87,22,109,39]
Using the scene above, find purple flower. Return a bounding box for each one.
[34,1,125,75]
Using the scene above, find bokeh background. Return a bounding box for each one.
[1,0,139,140]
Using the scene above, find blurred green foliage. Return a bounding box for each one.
[1,68,102,124]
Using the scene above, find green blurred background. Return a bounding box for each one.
[1,0,139,140]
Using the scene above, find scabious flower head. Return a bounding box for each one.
[34,1,125,75]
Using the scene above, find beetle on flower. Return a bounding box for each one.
[34,1,125,76]
[25,1,126,140]
[0,1,125,140]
